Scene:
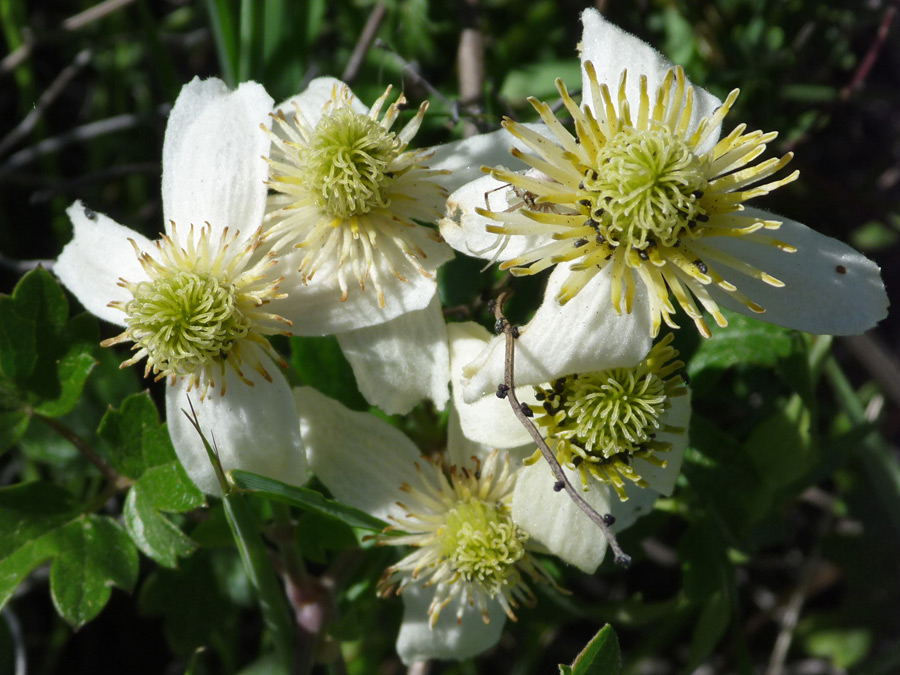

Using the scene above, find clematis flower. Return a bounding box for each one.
[55,78,306,495]
[260,78,534,414]
[440,9,888,364]
[294,385,560,664]
[448,321,689,572]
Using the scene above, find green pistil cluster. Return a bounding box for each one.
[583,128,709,251]
[125,271,250,377]
[531,334,687,499]
[303,107,398,218]
[440,497,527,594]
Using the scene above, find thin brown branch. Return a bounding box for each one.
[1,0,136,75]
[32,412,132,490]
[493,295,631,567]
[457,0,484,137]
[341,1,387,84]
[840,3,897,100]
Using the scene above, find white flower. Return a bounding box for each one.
[260,78,535,414]
[55,78,306,495]
[448,321,689,573]
[440,10,888,380]
[294,385,559,664]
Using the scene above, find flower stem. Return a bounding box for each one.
[492,295,632,567]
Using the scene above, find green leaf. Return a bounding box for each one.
[229,469,388,532]
[98,391,203,512]
[500,59,582,103]
[0,409,28,453]
[687,309,794,377]
[744,393,816,489]
[34,346,96,418]
[564,624,621,675]
[0,484,137,628]
[290,336,368,411]
[686,590,730,671]
[124,485,196,568]
[801,625,872,669]
[222,492,294,672]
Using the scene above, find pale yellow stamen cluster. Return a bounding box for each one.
[528,333,687,500]
[479,62,799,337]
[377,451,557,627]
[263,84,449,307]
[103,224,291,399]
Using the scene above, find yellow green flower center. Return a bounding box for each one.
[529,333,687,500]
[303,106,397,218]
[439,497,527,593]
[586,128,709,250]
[125,271,250,377]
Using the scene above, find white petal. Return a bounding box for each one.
[162,77,273,244]
[276,77,368,124]
[462,265,654,402]
[294,386,425,522]
[448,322,535,448]
[512,459,610,573]
[336,296,449,415]
[166,364,306,496]
[55,201,152,327]
[396,584,506,665]
[705,209,889,335]
[427,124,538,194]
[271,237,452,335]
[608,482,659,533]
[631,389,691,496]
[440,172,556,263]
[579,9,722,151]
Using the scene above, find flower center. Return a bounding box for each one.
[585,128,709,250]
[303,106,398,218]
[124,270,250,377]
[439,497,527,593]
[529,333,688,500]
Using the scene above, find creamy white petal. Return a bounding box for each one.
[166,362,306,496]
[276,76,369,124]
[293,386,426,522]
[705,209,889,335]
[271,236,452,334]
[440,172,556,263]
[448,322,536,448]
[512,459,610,573]
[427,124,540,193]
[396,584,507,665]
[631,390,691,496]
[336,296,449,415]
[461,264,654,402]
[608,482,659,533]
[56,201,153,327]
[161,77,273,244]
[579,9,722,153]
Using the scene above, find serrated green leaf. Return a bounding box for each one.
[290,336,368,411]
[97,391,161,478]
[48,515,138,628]
[0,410,29,453]
[0,488,137,629]
[229,469,388,532]
[687,310,794,377]
[124,485,196,568]
[137,461,204,513]
[34,347,96,418]
[567,624,621,675]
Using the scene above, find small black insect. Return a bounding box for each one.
[693,259,708,275]
[83,207,97,221]
[553,480,565,492]
[520,403,533,417]
[496,384,510,399]
[574,238,588,248]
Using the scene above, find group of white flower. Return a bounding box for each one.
[54,9,887,664]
